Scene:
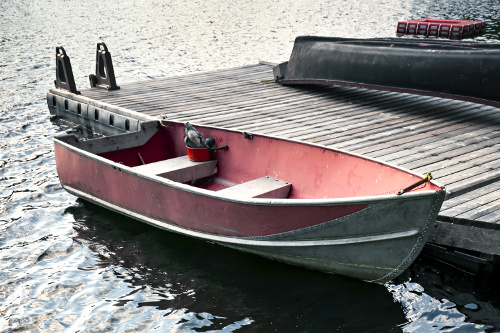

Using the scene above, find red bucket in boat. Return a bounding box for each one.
[187,147,211,162]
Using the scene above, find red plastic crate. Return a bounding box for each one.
[396,18,485,39]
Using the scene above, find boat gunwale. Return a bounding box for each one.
[62,183,423,248]
[53,119,445,206]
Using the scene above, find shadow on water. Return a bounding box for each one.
[65,199,406,332]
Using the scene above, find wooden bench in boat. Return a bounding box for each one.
[218,176,291,199]
[132,156,217,183]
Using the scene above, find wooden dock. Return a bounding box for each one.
[47,62,500,263]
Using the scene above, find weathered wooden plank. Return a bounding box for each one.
[90,86,270,111]
[395,140,500,174]
[197,87,371,128]
[478,206,500,223]
[81,81,274,110]
[440,157,500,186]
[267,93,432,138]
[441,166,500,200]
[158,90,342,121]
[119,85,307,114]
[81,63,273,95]
[232,90,418,136]
[149,86,406,126]
[440,180,500,212]
[298,99,469,145]
[353,123,469,156]
[382,110,500,158]
[457,199,500,221]
[430,221,500,255]
[133,156,217,183]
[194,95,364,130]
[217,176,291,199]
[368,122,500,163]
[343,103,490,153]
[86,78,275,105]
[342,103,490,149]
[440,182,500,218]
[280,103,432,144]
[411,142,500,178]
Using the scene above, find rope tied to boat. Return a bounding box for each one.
[159,114,168,127]
[398,172,433,195]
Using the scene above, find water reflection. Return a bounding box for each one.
[388,258,500,332]
[65,199,406,332]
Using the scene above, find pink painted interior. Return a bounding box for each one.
[99,122,442,199]
[55,143,368,237]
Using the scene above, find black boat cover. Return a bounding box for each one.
[274,36,500,108]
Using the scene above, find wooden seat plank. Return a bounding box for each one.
[218,176,291,199]
[133,156,217,183]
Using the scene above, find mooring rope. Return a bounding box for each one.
[398,172,433,195]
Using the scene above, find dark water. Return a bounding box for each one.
[1,0,500,331]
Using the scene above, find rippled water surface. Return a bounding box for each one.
[2,0,500,331]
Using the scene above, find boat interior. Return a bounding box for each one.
[58,120,443,200]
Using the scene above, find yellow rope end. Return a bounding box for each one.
[424,172,433,182]
[159,114,168,127]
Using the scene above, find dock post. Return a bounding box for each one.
[89,42,120,91]
[54,46,80,95]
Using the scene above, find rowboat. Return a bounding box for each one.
[54,120,445,282]
[273,36,500,108]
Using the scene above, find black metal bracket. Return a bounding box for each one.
[272,61,288,82]
[242,132,253,139]
[89,42,120,90]
[210,145,229,151]
[54,46,80,94]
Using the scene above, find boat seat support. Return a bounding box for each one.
[218,176,291,199]
[133,156,217,183]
